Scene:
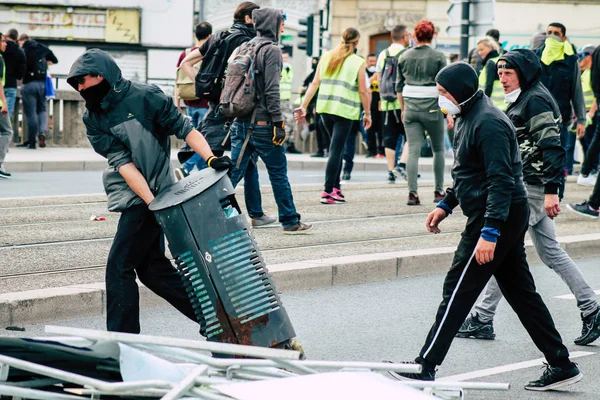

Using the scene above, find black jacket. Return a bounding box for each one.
[241,8,284,123]
[22,40,58,84]
[503,49,564,194]
[67,49,194,212]
[0,40,26,88]
[443,91,528,231]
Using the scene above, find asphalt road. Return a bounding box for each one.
[0,168,445,198]
[6,257,600,400]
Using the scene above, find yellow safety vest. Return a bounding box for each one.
[316,52,364,120]
[582,68,594,110]
[479,56,506,111]
[280,66,293,101]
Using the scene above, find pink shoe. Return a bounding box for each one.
[332,188,346,203]
[320,191,336,204]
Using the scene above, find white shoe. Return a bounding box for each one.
[577,173,598,187]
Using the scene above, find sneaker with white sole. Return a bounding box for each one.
[0,166,11,179]
[574,309,600,345]
[283,222,313,235]
[331,188,346,203]
[321,192,336,204]
[567,201,599,218]
[174,167,189,181]
[577,173,598,187]
[524,363,582,391]
[251,214,277,227]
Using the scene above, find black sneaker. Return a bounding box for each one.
[0,166,11,179]
[407,193,421,206]
[456,313,496,340]
[567,201,599,218]
[525,363,582,391]
[385,359,436,381]
[342,172,351,181]
[574,309,600,345]
[310,152,325,158]
[387,172,396,184]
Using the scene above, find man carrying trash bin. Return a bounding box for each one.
[67,49,232,334]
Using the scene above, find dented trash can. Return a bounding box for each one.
[149,169,297,349]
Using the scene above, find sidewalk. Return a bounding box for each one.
[4,147,453,173]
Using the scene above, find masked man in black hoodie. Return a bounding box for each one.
[387,62,582,392]
[67,49,232,334]
[458,49,600,346]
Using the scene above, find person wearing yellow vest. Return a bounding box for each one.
[280,49,300,153]
[477,36,505,110]
[577,44,599,187]
[298,27,371,204]
[0,32,13,179]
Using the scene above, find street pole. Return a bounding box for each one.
[460,0,470,59]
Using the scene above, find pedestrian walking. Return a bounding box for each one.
[299,27,372,204]
[0,32,13,179]
[457,49,600,346]
[0,29,25,117]
[227,8,312,234]
[366,53,384,158]
[16,34,57,149]
[179,2,275,228]
[174,21,213,178]
[387,62,583,392]
[67,49,233,333]
[477,36,505,110]
[375,25,410,184]
[534,23,585,178]
[396,20,447,205]
[576,44,599,187]
[280,49,301,154]
[299,57,329,158]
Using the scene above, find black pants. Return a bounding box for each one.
[313,112,330,154]
[382,109,405,150]
[367,108,383,156]
[419,202,571,367]
[343,124,359,175]
[581,113,600,176]
[106,205,197,333]
[320,113,354,192]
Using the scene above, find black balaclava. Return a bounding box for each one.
[435,62,479,104]
[80,79,111,111]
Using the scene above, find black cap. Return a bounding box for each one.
[435,62,479,104]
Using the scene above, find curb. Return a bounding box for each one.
[1,232,598,327]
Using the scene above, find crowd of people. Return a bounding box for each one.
[1,2,600,392]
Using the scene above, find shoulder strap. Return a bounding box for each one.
[385,49,390,58]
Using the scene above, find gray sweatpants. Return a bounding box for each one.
[0,112,13,164]
[404,109,445,193]
[474,184,599,321]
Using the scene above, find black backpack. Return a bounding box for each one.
[28,44,48,80]
[380,48,407,102]
[195,30,247,102]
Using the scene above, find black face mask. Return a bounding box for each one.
[80,79,111,111]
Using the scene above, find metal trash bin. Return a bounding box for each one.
[149,169,297,349]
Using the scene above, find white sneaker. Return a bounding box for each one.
[577,173,598,187]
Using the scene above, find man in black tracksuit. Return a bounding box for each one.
[388,62,582,391]
[67,49,232,333]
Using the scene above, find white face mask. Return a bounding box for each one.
[367,66,376,73]
[438,91,479,116]
[438,95,461,116]
[504,87,522,104]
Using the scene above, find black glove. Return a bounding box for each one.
[207,155,233,171]
[273,121,286,146]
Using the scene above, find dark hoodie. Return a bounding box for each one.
[240,8,284,123]
[436,62,527,231]
[22,39,58,84]
[501,49,564,194]
[0,40,26,88]
[67,49,194,212]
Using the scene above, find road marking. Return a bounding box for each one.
[439,351,595,382]
[555,290,600,300]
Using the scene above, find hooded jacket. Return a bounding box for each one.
[437,63,527,231]
[22,40,58,84]
[0,40,26,88]
[67,49,194,212]
[501,49,564,194]
[239,8,284,123]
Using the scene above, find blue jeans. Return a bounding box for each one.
[21,80,48,144]
[182,107,209,173]
[230,121,299,227]
[4,88,17,118]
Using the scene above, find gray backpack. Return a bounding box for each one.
[380,48,407,102]
[219,39,273,120]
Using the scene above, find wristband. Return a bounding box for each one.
[436,201,453,215]
[207,156,216,168]
[481,227,501,243]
